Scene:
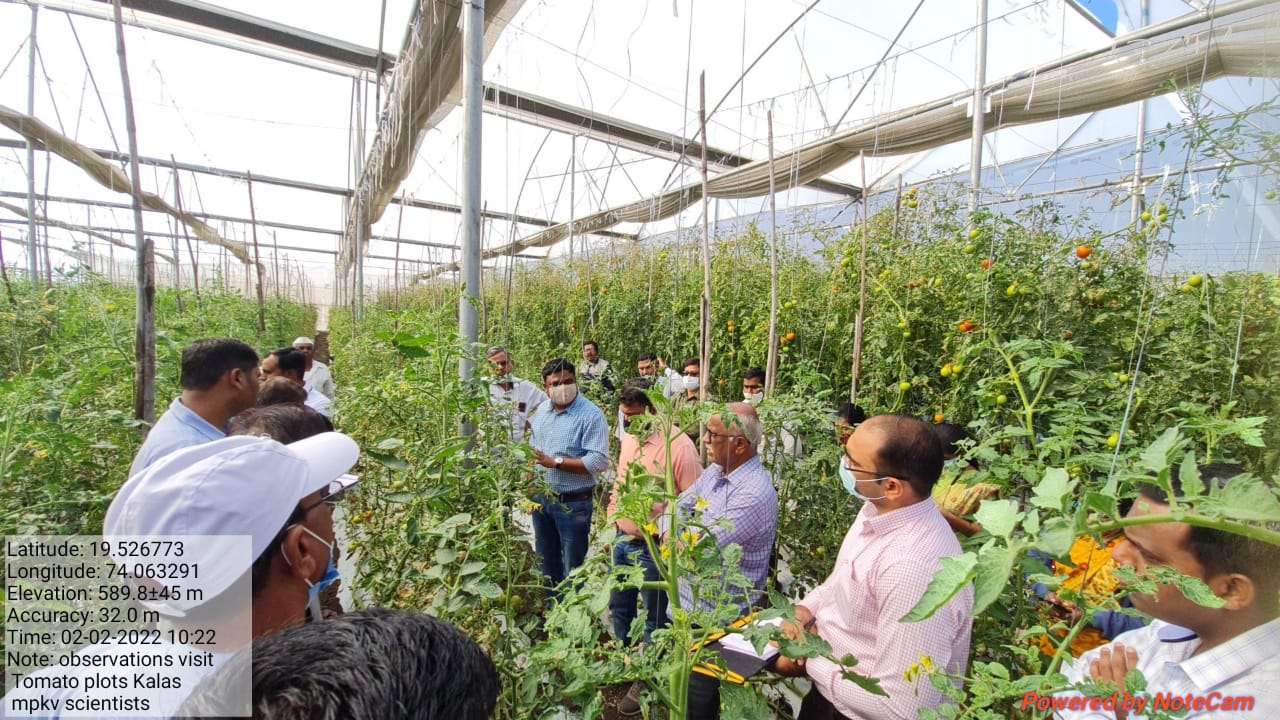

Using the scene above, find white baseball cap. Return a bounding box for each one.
[104,432,360,614]
[293,336,315,347]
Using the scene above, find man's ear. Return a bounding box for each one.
[278,525,320,581]
[1210,572,1255,611]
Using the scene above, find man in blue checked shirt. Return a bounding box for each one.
[529,358,611,600]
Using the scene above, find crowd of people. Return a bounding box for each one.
[5,336,1275,720]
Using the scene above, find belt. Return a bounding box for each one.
[549,488,594,503]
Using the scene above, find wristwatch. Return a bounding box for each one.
[554,457,565,469]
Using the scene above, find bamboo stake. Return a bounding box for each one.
[892,174,903,240]
[245,171,266,336]
[850,152,870,405]
[0,230,16,306]
[270,231,280,298]
[698,72,712,404]
[393,194,404,311]
[764,111,780,395]
[111,0,155,424]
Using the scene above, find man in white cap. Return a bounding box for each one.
[2,432,361,719]
[294,336,335,400]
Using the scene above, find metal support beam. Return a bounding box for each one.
[0,140,638,240]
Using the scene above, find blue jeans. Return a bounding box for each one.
[609,533,668,645]
[531,494,593,601]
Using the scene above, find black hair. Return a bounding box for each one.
[582,340,599,351]
[253,377,308,408]
[618,387,656,412]
[269,348,307,380]
[623,376,655,391]
[1136,465,1279,610]
[637,352,657,363]
[180,338,259,391]
[682,357,701,370]
[835,403,867,425]
[541,357,575,381]
[931,422,972,458]
[869,414,944,498]
[743,367,766,383]
[175,609,501,720]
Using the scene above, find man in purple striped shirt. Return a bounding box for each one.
[775,414,973,720]
[668,402,778,720]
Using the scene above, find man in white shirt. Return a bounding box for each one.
[294,336,335,400]
[1054,471,1279,720]
[486,346,548,443]
[580,340,617,393]
[637,353,683,400]
[263,348,332,417]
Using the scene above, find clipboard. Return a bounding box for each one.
[690,614,781,685]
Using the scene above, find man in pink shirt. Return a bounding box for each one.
[775,414,974,720]
[608,386,703,715]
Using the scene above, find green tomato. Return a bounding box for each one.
[899,381,912,392]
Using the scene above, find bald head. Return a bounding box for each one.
[721,402,763,450]
[850,415,943,499]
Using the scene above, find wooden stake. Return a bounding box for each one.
[698,71,712,404]
[892,174,904,240]
[271,231,280,298]
[764,111,780,395]
[393,195,404,311]
[850,152,870,405]
[245,171,266,336]
[112,0,155,424]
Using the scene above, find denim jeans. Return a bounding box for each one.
[531,494,593,601]
[609,533,668,645]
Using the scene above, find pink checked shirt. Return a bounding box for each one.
[800,497,973,719]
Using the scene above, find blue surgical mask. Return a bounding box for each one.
[838,463,887,502]
[286,525,340,622]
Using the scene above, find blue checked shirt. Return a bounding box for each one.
[129,396,227,477]
[665,455,778,615]
[529,392,610,493]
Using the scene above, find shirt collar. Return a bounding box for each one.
[1175,617,1280,692]
[714,455,763,484]
[860,496,941,535]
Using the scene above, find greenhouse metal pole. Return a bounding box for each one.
[170,157,198,302]
[698,72,712,404]
[1130,0,1150,224]
[25,6,40,286]
[765,111,779,396]
[112,0,156,424]
[968,0,988,214]
[458,0,484,409]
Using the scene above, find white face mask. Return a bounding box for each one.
[548,383,578,406]
[743,391,763,405]
[838,463,889,502]
[683,375,700,391]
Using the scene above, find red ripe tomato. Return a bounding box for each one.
[980,258,995,271]
[1076,245,1093,259]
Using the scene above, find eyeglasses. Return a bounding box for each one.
[702,429,744,443]
[840,456,891,483]
[297,476,355,515]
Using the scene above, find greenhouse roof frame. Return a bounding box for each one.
[31,0,398,77]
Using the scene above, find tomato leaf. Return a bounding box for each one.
[1031,467,1075,512]
[973,499,1019,540]
[1038,518,1075,558]
[973,543,1019,615]
[1139,427,1181,474]
[1177,450,1203,498]
[901,553,977,622]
